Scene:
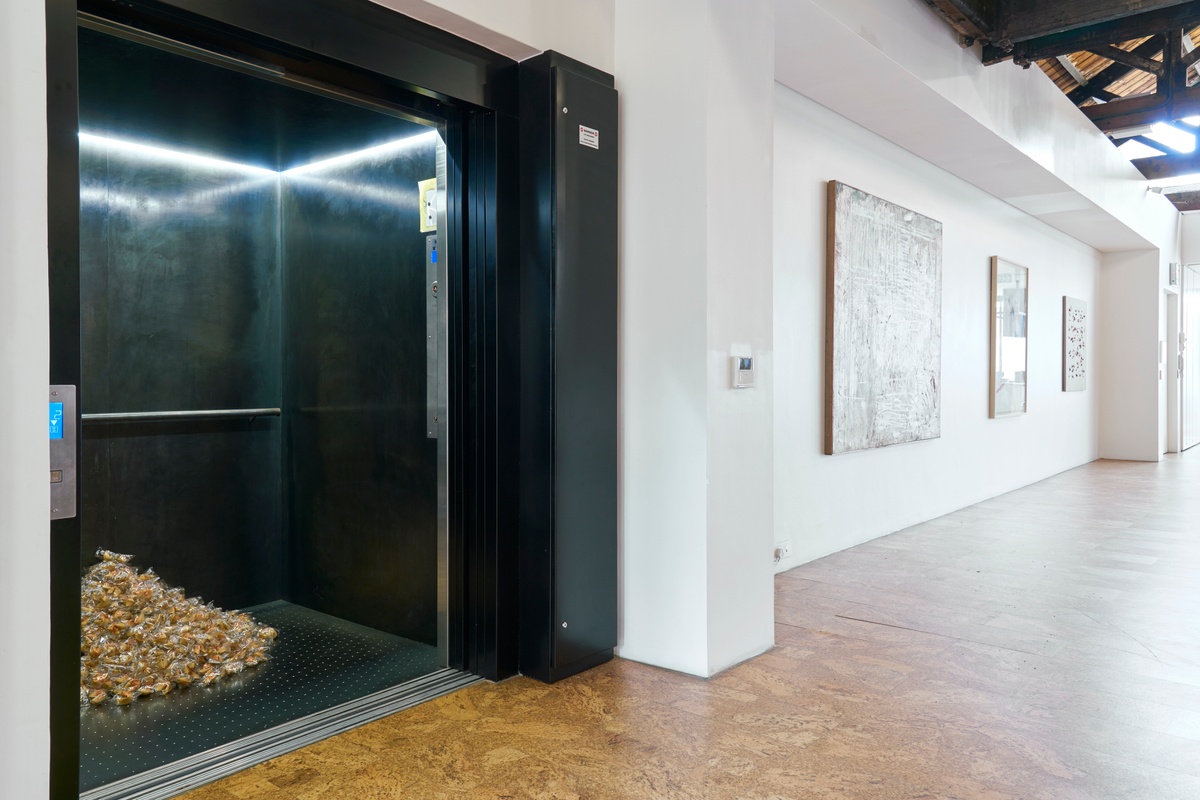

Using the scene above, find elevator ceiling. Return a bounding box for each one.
[79,26,432,171]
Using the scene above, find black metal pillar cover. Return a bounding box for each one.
[518,52,619,683]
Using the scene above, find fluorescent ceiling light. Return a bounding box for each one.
[1159,182,1200,195]
[1107,123,1156,139]
[79,130,438,176]
[1147,171,1200,189]
[1183,116,1200,126]
[283,131,438,175]
[1115,139,1165,160]
[79,132,277,175]
[1146,122,1196,153]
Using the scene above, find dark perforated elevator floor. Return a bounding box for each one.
[79,601,440,792]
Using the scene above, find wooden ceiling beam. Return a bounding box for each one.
[983,2,1200,64]
[997,0,1191,45]
[1132,147,1200,178]
[1091,87,1125,102]
[1087,43,1166,76]
[1083,83,1200,130]
[1067,37,1167,103]
[1168,192,1200,210]
[920,0,994,44]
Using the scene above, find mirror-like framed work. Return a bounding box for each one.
[990,256,1029,419]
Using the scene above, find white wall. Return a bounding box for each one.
[1183,213,1200,263]
[370,0,614,72]
[776,0,1178,468]
[613,0,709,675]
[702,0,775,675]
[774,85,1102,569]
[1100,250,1168,462]
[615,0,775,678]
[0,0,50,796]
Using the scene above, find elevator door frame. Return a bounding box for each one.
[47,2,521,797]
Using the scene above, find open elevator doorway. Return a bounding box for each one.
[74,14,469,798]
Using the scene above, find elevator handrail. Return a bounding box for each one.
[81,408,282,424]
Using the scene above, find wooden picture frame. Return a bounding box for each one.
[825,181,943,454]
[1063,296,1087,392]
[990,256,1029,418]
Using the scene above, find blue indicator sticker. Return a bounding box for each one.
[431,249,438,264]
[49,402,64,440]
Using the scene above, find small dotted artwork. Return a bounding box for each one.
[1063,296,1087,392]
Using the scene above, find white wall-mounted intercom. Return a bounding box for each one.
[732,356,755,389]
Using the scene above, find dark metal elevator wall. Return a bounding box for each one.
[283,138,439,645]
[78,30,440,643]
[79,145,284,608]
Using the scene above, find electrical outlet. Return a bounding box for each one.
[774,540,793,562]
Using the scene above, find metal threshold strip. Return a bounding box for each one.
[80,668,481,800]
[82,408,282,424]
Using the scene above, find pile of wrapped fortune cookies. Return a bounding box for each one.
[81,550,276,707]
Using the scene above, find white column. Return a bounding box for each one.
[1100,249,1164,461]
[0,0,51,794]
[704,0,776,674]
[616,0,775,676]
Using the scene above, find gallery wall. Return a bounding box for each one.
[0,0,51,796]
[1097,251,1161,462]
[774,84,1102,569]
[1182,213,1200,264]
[615,0,776,678]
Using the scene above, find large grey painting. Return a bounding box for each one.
[825,181,942,455]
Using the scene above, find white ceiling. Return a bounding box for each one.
[774,0,1177,253]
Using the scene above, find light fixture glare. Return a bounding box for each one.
[79,132,277,175]
[283,131,438,175]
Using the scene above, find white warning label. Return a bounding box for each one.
[579,125,600,149]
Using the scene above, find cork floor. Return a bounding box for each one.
[183,455,1200,799]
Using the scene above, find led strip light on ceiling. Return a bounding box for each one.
[78,130,438,174]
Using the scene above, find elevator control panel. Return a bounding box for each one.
[426,235,440,438]
[49,385,77,520]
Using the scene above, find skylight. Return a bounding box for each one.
[1145,123,1196,154]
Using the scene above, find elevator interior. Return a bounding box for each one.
[76,21,454,794]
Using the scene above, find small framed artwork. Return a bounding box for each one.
[1063,296,1086,391]
[990,256,1029,418]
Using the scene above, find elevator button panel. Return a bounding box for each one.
[426,235,440,438]
[49,385,77,520]
[50,402,64,439]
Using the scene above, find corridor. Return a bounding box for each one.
[186,456,1200,799]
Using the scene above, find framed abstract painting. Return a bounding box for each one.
[1063,296,1086,392]
[990,256,1029,418]
[825,181,943,454]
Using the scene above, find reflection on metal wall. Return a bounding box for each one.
[79,140,283,608]
[283,134,440,644]
[78,43,441,645]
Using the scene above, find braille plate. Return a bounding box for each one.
[80,601,479,799]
